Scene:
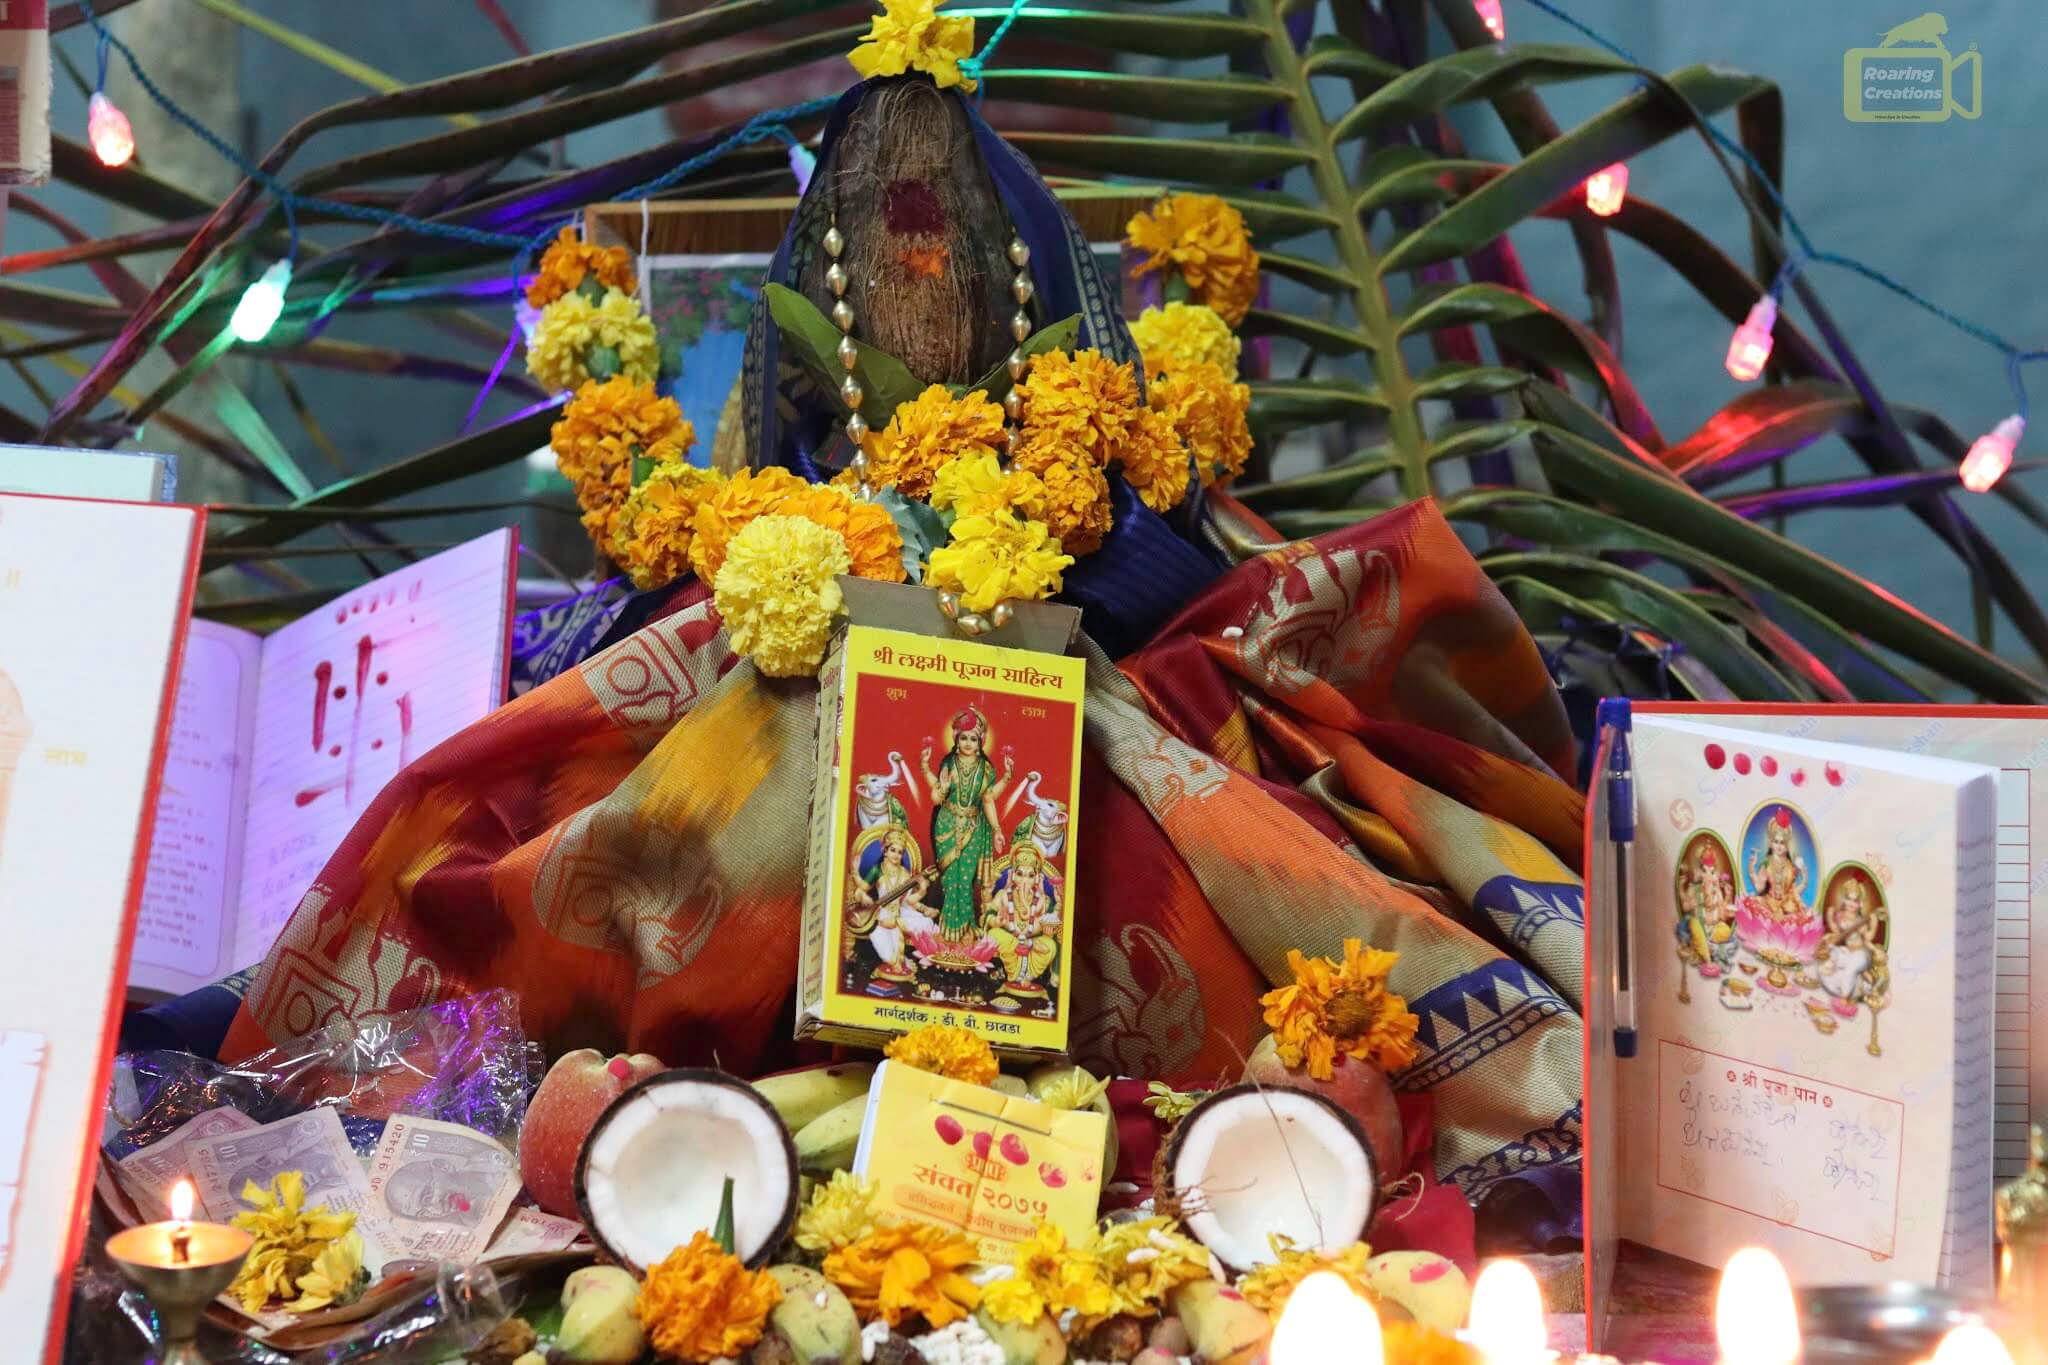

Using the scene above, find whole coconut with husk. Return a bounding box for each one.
[1242,1032,1403,1175]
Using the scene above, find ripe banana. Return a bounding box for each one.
[750,1062,877,1134]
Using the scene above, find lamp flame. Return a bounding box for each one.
[1467,1259,1549,1365]
[1715,1248,1799,1365]
[1271,1272,1382,1365]
[1932,1325,2016,1365]
[169,1179,195,1223]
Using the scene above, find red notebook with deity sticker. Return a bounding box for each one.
[0,493,203,1364]
[799,583,1085,1058]
[1582,704,2028,1350]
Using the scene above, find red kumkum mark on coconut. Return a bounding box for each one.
[883,179,946,235]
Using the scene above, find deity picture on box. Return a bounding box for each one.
[1671,800,1892,1052]
[837,674,1075,1021]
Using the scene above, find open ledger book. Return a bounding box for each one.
[131,529,519,998]
[1584,703,2020,1349]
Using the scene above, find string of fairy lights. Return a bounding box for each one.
[64,0,2034,492]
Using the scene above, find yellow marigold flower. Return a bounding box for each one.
[1150,360,1253,487]
[1093,1217,1210,1320]
[862,384,1006,501]
[1017,349,1140,470]
[1260,938,1420,1081]
[847,0,978,91]
[227,1171,360,1314]
[525,225,636,309]
[1130,301,1241,380]
[883,1023,999,1086]
[283,1231,365,1313]
[689,466,813,583]
[783,485,910,584]
[1384,1321,1482,1365]
[926,513,1074,614]
[795,1171,886,1255]
[1117,405,1192,514]
[712,514,851,678]
[824,1222,982,1328]
[528,291,600,394]
[929,452,1051,524]
[620,459,724,589]
[1012,435,1112,556]
[592,287,661,385]
[1238,1237,1375,1317]
[636,1230,783,1363]
[983,1222,1116,1328]
[1126,193,1261,328]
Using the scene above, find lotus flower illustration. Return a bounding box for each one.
[1735,895,1822,991]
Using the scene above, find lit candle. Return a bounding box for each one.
[169,1178,195,1264]
[1715,1247,1800,1365]
[1932,1325,2017,1365]
[106,1181,255,1365]
[1467,1259,1553,1365]
[1271,1272,1383,1365]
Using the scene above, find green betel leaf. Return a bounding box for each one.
[874,486,948,583]
[763,283,926,431]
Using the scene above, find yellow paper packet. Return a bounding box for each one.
[853,1061,1107,1257]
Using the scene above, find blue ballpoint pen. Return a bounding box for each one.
[1599,698,1638,1059]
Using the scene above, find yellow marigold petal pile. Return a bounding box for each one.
[862,385,1007,501]
[525,225,636,310]
[1092,1217,1210,1319]
[981,1222,1116,1329]
[712,514,851,678]
[795,1171,885,1255]
[1238,1238,1376,1317]
[1130,301,1241,380]
[846,0,978,91]
[882,1023,999,1085]
[824,1222,982,1328]
[1260,937,1421,1081]
[926,512,1074,614]
[227,1171,364,1315]
[1125,193,1262,327]
[1150,361,1253,487]
[636,1230,783,1362]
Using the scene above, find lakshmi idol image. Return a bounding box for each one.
[919,706,1015,944]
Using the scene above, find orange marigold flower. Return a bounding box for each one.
[1125,193,1261,327]
[823,1222,982,1328]
[1017,349,1140,470]
[1116,405,1192,514]
[783,485,909,584]
[861,385,1006,501]
[688,466,812,584]
[618,459,724,589]
[552,377,694,561]
[1260,938,1420,1081]
[1383,1321,1482,1365]
[525,225,637,309]
[1149,360,1253,486]
[884,1024,999,1085]
[635,1230,782,1363]
[1012,433,1113,556]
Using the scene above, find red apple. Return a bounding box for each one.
[1241,1032,1403,1175]
[520,1049,665,1216]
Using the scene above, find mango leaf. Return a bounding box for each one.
[1331,43,1638,144]
[1379,63,1778,274]
[764,284,925,432]
[959,314,1082,405]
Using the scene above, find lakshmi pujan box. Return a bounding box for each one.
[799,581,1085,1057]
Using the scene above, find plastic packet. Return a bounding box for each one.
[311,1264,510,1362]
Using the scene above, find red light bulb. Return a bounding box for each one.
[1585,162,1628,217]
[1960,415,2022,493]
[88,92,134,169]
[1726,295,1778,382]
[1474,0,1505,40]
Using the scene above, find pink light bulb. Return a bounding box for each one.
[88,92,135,168]
[1725,295,1778,382]
[1960,414,2023,493]
[1474,0,1505,40]
[1585,162,1628,217]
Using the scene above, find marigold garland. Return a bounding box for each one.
[712,514,851,678]
[1012,436,1113,555]
[1261,938,1421,1081]
[882,1023,999,1086]
[925,512,1074,614]
[551,377,694,563]
[1017,349,1141,470]
[929,452,1050,526]
[1238,1237,1376,1317]
[1125,193,1261,328]
[1150,361,1253,487]
[823,1221,982,1328]
[781,485,909,584]
[688,466,813,583]
[847,0,978,92]
[636,1230,783,1362]
[861,384,1007,501]
[1117,404,1193,514]
[527,287,660,394]
[525,225,636,310]
[619,459,724,589]
[1130,301,1242,380]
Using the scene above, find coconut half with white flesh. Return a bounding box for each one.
[1161,1083,1378,1273]
[574,1067,800,1271]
